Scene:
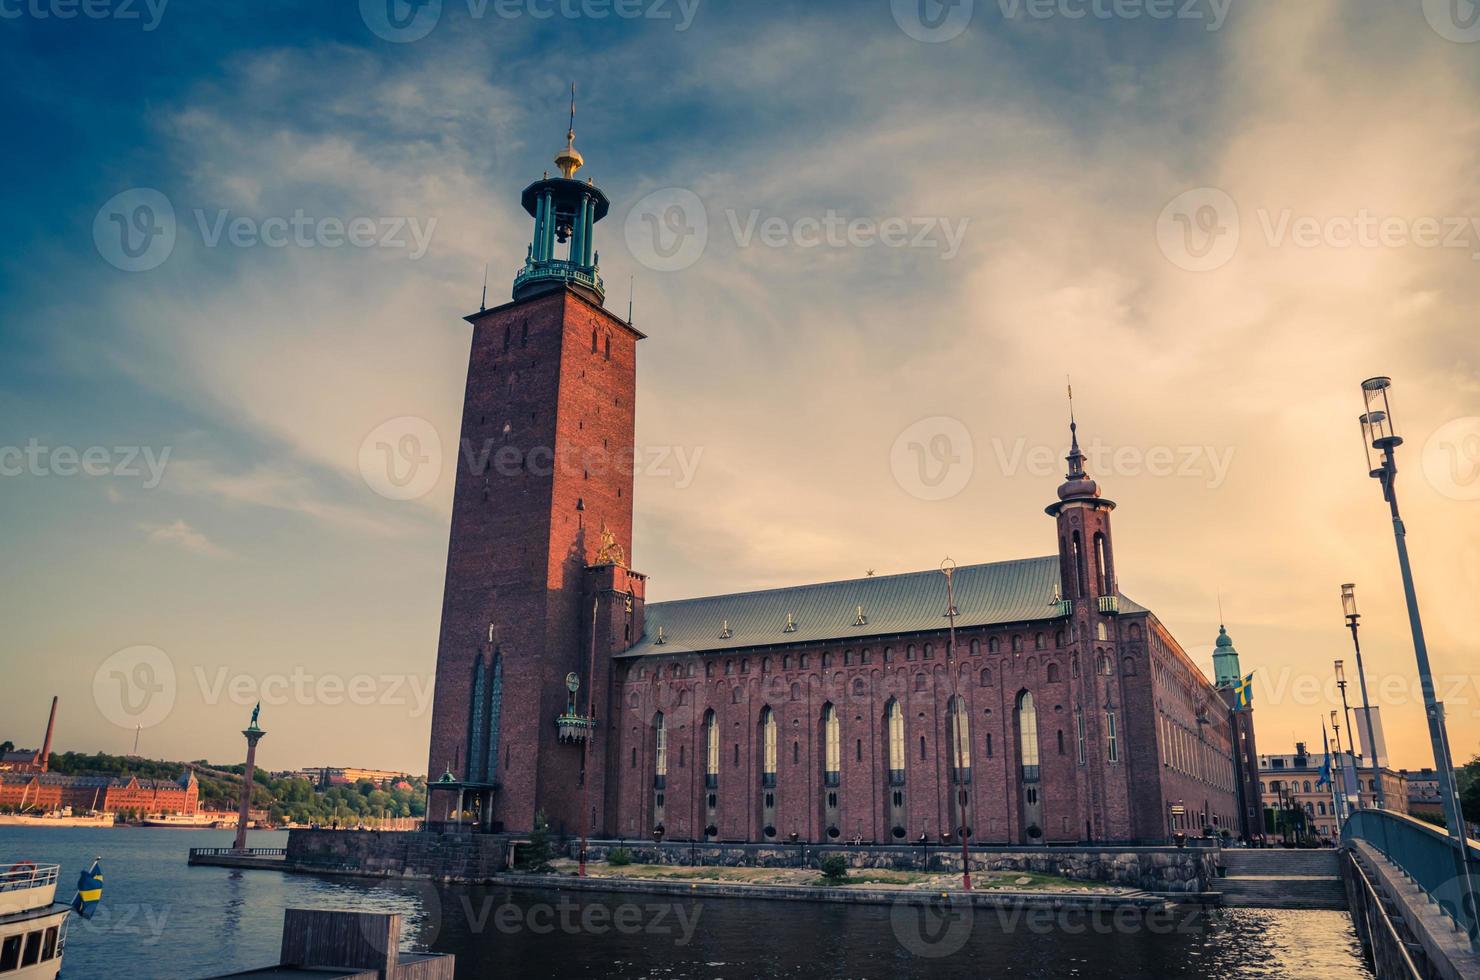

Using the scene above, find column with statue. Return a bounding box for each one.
[234,703,266,851]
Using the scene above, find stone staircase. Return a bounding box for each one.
[1216,849,1347,910]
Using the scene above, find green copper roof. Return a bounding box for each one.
[621,556,1147,657]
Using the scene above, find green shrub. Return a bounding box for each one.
[819,855,848,883]
[518,810,555,872]
[607,847,634,867]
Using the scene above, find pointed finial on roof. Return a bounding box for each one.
[555,82,584,179]
[1065,376,1087,481]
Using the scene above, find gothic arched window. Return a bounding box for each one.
[885,699,905,775]
[705,710,719,776]
[654,713,667,776]
[761,707,777,777]
[948,697,971,772]
[822,704,840,776]
[1017,691,1040,775]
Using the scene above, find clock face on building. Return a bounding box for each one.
[565,672,580,693]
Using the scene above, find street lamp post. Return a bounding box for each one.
[1357,376,1476,928]
[1333,661,1359,807]
[1341,585,1386,810]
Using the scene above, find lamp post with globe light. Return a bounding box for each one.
[1356,376,1475,930]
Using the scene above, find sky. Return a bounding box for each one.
[2,0,1479,777]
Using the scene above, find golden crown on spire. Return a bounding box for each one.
[555,82,584,179]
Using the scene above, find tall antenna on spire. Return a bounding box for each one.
[1066,374,1076,427]
[1217,591,1225,626]
[569,81,577,138]
[480,264,488,312]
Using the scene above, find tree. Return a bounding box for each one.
[0,741,14,756]
[519,810,555,872]
[1459,756,1480,827]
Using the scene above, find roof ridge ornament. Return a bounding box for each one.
[854,605,868,627]
[555,81,583,179]
[719,619,732,639]
[783,612,797,633]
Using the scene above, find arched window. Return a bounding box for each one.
[1035,633,1045,650]
[822,704,840,775]
[1072,530,1087,598]
[885,699,905,774]
[914,673,927,692]
[654,713,667,776]
[1017,691,1040,774]
[1094,532,1109,596]
[1046,663,1060,683]
[705,710,719,776]
[591,328,598,353]
[1106,709,1119,763]
[970,639,980,656]
[1303,780,1311,793]
[761,707,777,777]
[604,335,611,360]
[989,637,1000,653]
[948,697,971,771]
[980,668,992,687]
[790,682,802,701]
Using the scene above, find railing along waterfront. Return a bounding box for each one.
[1342,850,1423,980]
[1343,808,1480,944]
[188,847,286,858]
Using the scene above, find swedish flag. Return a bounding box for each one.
[71,858,102,919]
[1233,672,1255,709]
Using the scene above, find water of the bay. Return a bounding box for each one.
[1,827,1374,979]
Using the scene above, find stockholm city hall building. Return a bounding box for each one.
[425,119,1262,847]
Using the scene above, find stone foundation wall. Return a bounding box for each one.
[286,830,507,882]
[571,840,1215,893]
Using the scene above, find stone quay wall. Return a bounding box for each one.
[570,840,1217,894]
[286,829,507,882]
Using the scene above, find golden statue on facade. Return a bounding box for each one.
[594,524,626,567]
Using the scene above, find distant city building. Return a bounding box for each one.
[0,770,199,815]
[1397,768,1444,821]
[0,696,59,774]
[278,767,412,787]
[1258,745,1407,839]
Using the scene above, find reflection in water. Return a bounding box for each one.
[8,828,1372,980]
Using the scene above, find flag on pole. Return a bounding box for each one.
[1316,723,1333,789]
[1233,671,1255,709]
[70,858,103,919]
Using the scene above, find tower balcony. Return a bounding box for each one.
[555,711,595,743]
[1051,598,1074,618]
[1097,595,1120,615]
[513,258,605,304]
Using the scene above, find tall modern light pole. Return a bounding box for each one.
[1356,377,1475,920]
[1340,585,1386,810]
[1333,661,1359,806]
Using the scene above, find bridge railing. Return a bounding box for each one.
[188,847,286,858]
[1342,808,1480,943]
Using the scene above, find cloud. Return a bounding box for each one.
[142,519,231,559]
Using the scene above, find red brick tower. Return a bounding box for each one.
[425,110,644,836]
[1045,411,1133,842]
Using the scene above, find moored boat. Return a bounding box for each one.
[0,862,69,979]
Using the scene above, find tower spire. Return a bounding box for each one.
[1065,377,1087,481]
[555,82,584,179]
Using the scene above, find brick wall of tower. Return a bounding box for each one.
[426,286,640,836]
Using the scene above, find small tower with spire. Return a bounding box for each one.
[1045,385,1119,605]
[513,83,609,305]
